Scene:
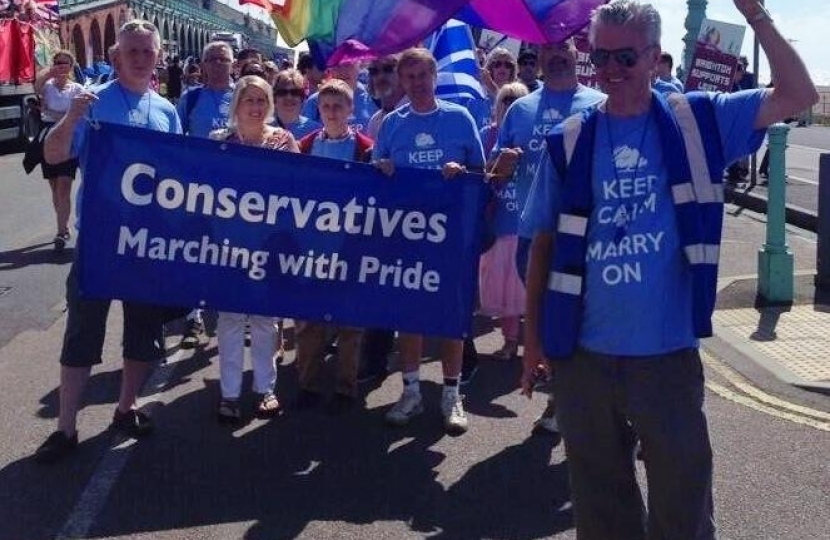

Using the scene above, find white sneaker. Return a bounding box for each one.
[441,392,468,435]
[385,391,424,426]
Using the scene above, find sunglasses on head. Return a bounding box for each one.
[368,64,396,76]
[589,45,655,68]
[274,88,305,98]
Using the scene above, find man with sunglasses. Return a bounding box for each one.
[36,19,182,464]
[494,38,605,437]
[366,54,407,140]
[516,49,541,93]
[522,1,817,538]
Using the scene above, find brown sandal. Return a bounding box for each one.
[256,392,282,418]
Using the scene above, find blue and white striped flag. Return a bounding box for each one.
[428,19,487,102]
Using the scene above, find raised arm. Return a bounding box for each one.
[734,0,819,129]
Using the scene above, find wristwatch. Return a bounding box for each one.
[746,3,773,25]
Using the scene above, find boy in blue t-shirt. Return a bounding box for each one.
[296,80,373,412]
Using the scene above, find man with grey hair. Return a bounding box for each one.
[522,1,817,537]
[35,19,181,464]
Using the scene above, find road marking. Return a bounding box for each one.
[701,351,830,422]
[706,381,830,432]
[787,174,819,186]
[55,346,185,539]
[789,143,829,152]
[701,350,830,432]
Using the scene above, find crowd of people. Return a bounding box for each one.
[25,1,818,538]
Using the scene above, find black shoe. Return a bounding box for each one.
[34,431,78,464]
[460,363,479,386]
[53,232,70,253]
[325,393,356,415]
[111,408,154,438]
[294,389,322,410]
[180,319,205,349]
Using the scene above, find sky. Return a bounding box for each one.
[217,0,830,86]
[651,0,830,86]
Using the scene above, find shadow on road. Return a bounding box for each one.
[0,332,573,540]
[0,241,73,271]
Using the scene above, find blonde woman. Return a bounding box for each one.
[209,76,299,422]
[481,47,518,100]
[479,82,529,360]
[31,50,84,251]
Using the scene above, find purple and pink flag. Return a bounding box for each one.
[240,0,606,65]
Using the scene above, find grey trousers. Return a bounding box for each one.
[554,347,716,540]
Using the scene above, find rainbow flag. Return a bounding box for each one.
[240,0,606,65]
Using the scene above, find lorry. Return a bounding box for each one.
[0,5,60,148]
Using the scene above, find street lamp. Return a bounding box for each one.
[682,0,708,80]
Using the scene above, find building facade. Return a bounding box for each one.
[59,0,279,67]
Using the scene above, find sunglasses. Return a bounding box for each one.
[274,88,305,98]
[54,61,72,66]
[589,45,655,68]
[490,60,513,69]
[501,96,519,106]
[519,59,536,66]
[368,65,396,76]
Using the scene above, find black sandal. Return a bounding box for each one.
[217,399,241,423]
[256,392,282,418]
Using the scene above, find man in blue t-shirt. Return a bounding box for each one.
[177,41,234,138]
[374,47,485,436]
[301,61,379,133]
[521,1,817,538]
[497,39,605,274]
[494,38,605,439]
[36,20,183,464]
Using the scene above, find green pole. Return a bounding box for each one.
[682,0,708,80]
[758,123,794,303]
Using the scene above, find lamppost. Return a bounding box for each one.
[682,0,708,80]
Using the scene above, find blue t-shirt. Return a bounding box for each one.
[72,80,182,226]
[521,90,767,356]
[276,115,322,140]
[309,132,358,161]
[496,84,605,237]
[374,100,485,171]
[176,85,233,138]
[301,82,379,133]
[653,78,682,97]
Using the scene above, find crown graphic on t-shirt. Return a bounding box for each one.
[541,108,563,122]
[415,133,435,148]
[613,146,648,172]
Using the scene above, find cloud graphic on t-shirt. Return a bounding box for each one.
[415,133,435,148]
[613,146,648,172]
[542,108,563,122]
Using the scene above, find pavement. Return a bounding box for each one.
[716,180,830,398]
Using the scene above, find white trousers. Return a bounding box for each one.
[217,312,277,399]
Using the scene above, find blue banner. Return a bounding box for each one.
[78,122,489,338]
